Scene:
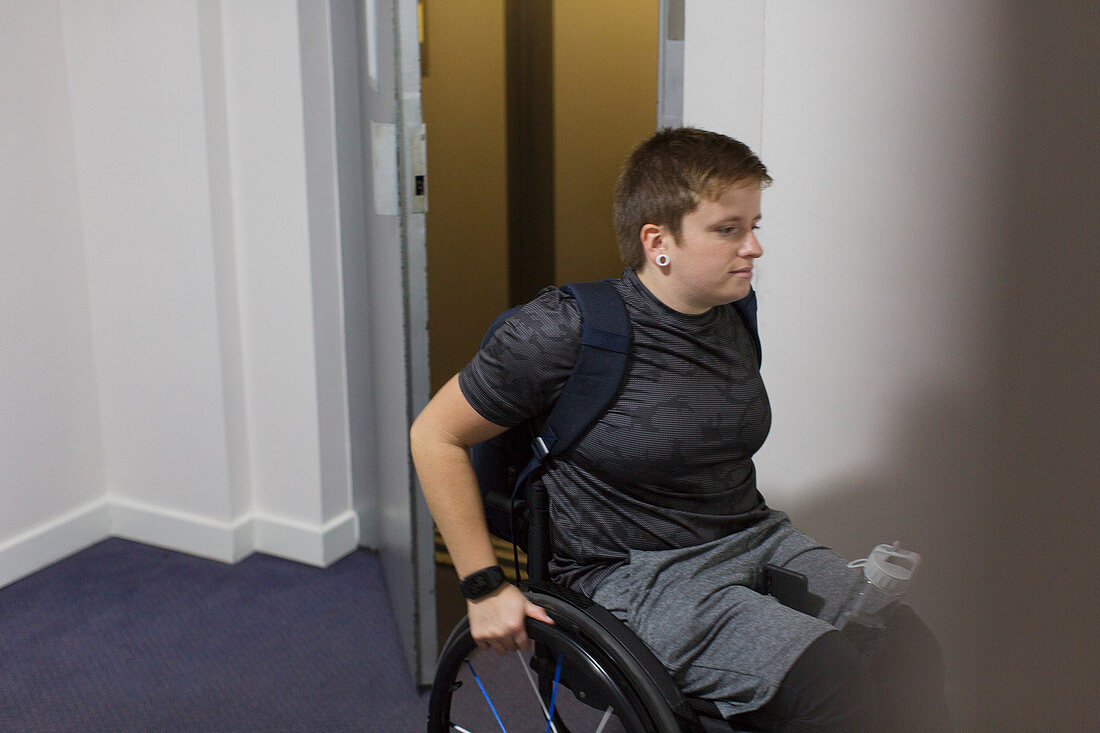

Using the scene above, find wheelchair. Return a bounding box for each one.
[428,482,752,733]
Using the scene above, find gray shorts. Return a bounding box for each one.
[589,510,865,718]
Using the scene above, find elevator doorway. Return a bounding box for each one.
[419,0,661,649]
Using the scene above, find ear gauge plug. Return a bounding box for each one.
[655,253,670,267]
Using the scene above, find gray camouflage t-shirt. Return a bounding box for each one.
[460,268,772,595]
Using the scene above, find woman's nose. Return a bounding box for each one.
[743,232,763,258]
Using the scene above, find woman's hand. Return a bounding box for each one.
[468,583,554,655]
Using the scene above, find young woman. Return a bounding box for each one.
[411,128,951,730]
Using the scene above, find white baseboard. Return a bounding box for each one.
[0,498,361,589]
[0,498,112,589]
[253,510,359,567]
[109,497,255,564]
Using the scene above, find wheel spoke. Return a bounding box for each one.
[543,653,564,733]
[516,651,560,733]
[594,707,614,733]
[464,659,509,733]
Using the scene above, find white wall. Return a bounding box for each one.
[65,0,245,533]
[216,0,354,537]
[685,0,1099,728]
[1,0,362,585]
[0,1,109,581]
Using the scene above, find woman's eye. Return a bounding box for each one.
[717,226,737,235]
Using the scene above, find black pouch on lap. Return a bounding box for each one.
[763,563,823,616]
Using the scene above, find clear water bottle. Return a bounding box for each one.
[839,541,921,630]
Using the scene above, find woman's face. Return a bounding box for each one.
[659,182,763,313]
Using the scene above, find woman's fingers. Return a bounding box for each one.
[468,583,537,654]
[525,600,555,626]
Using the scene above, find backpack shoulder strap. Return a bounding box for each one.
[512,279,631,491]
[731,287,762,367]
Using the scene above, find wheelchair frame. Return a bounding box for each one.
[428,482,744,733]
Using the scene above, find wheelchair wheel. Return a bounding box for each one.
[428,616,663,732]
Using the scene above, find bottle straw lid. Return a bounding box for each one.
[858,542,922,594]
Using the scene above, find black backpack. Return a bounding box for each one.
[470,280,762,550]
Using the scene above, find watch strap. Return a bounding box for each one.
[459,565,506,600]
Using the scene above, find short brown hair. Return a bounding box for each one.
[613,128,771,268]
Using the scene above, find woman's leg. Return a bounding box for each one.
[860,604,954,732]
[732,630,879,732]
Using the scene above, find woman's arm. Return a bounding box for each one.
[410,374,553,654]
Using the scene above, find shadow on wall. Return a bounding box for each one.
[781,381,998,728]
[788,352,1096,731]
[787,4,1099,727]
[985,2,1100,727]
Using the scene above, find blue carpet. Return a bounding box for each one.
[0,538,428,731]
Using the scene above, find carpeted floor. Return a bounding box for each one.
[0,538,429,732]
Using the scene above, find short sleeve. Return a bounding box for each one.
[458,287,582,427]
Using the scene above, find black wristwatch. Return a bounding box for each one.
[459,565,506,600]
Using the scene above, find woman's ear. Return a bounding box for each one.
[639,223,669,264]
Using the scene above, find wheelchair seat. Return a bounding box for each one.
[428,484,759,732]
